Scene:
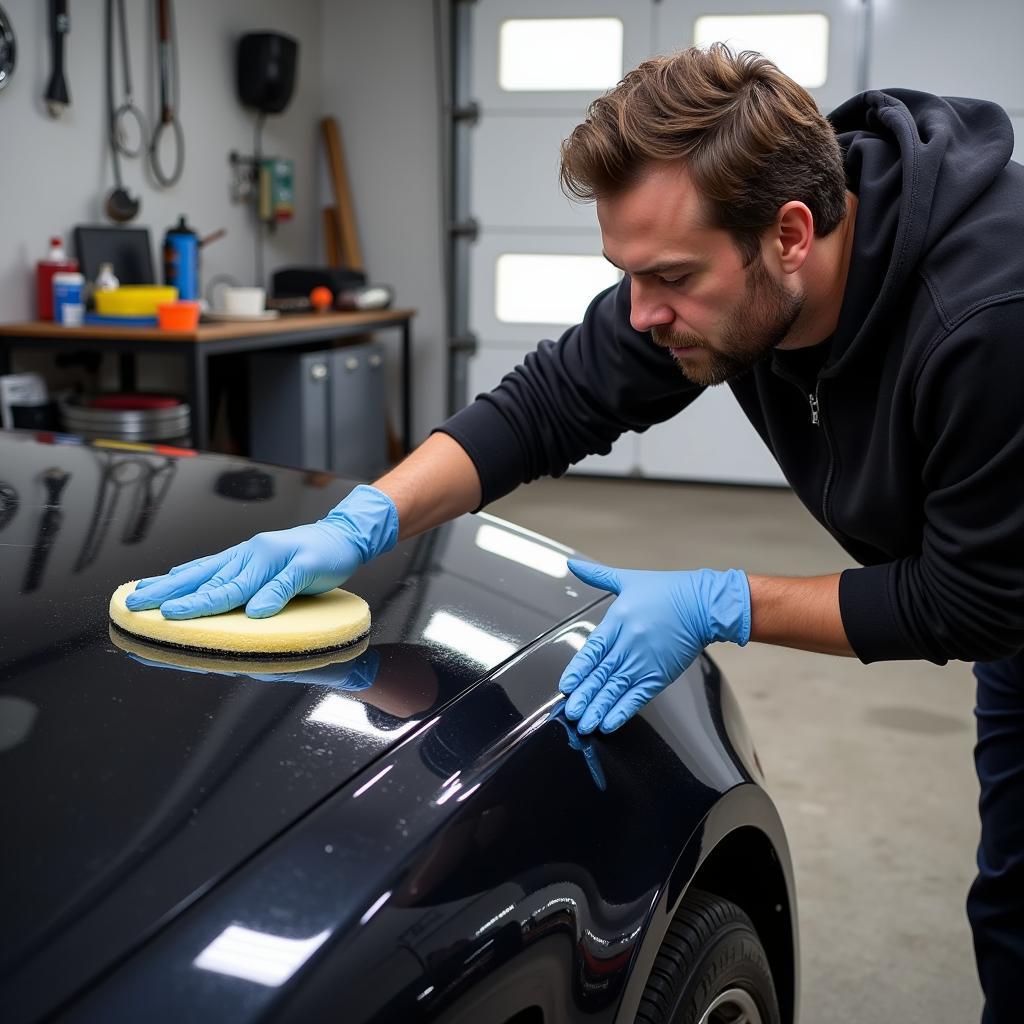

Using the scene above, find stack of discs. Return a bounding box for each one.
[59,393,191,444]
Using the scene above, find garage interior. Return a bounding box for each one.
[1,0,1019,1021]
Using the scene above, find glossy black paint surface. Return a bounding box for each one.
[60,628,793,1024]
[0,433,600,1022]
[1,432,797,1023]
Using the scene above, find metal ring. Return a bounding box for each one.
[150,116,184,187]
[112,101,146,158]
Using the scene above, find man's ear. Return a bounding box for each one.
[774,201,814,273]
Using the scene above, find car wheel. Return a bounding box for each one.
[636,888,781,1024]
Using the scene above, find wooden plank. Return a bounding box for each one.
[320,116,364,272]
[322,206,341,267]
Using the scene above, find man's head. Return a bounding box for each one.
[559,44,849,385]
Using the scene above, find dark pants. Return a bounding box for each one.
[968,651,1024,1023]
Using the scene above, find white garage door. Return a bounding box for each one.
[461,0,1017,485]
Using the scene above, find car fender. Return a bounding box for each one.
[62,615,795,1024]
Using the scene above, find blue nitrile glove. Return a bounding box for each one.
[126,484,398,620]
[559,560,750,735]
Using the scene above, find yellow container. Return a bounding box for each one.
[94,285,179,317]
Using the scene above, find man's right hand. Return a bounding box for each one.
[125,484,399,620]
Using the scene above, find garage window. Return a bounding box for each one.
[693,13,830,89]
[498,17,624,91]
[495,253,621,325]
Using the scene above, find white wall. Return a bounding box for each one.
[0,0,322,335]
[0,0,446,444]
[318,0,447,441]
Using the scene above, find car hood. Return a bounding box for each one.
[0,432,600,1016]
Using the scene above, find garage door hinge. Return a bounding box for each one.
[448,333,478,355]
[448,217,479,241]
[452,101,480,125]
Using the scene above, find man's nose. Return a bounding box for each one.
[629,278,674,333]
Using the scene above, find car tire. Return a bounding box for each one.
[635,888,781,1024]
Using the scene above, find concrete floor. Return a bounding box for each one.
[489,474,982,1024]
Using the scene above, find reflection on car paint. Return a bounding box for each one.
[422,609,518,667]
[193,924,331,986]
[0,433,797,1024]
[547,699,608,791]
[0,432,609,1024]
[109,622,374,684]
[473,521,570,577]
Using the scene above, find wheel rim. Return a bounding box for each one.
[697,987,763,1024]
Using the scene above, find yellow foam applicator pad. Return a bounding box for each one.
[109,581,370,657]
[108,623,369,675]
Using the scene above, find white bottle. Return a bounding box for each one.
[95,262,120,292]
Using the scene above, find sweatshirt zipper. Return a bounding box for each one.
[809,380,837,533]
[771,360,840,536]
[808,385,820,425]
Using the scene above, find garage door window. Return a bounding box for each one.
[499,17,624,91]
[694,13,830,88]
[495,253,621,325]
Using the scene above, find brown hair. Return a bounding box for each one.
[559,43,848,264]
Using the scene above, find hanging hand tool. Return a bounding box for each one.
[149,0,184,187]
[104,0,144,221]
[44,0,70,118]
[0,5,16,93]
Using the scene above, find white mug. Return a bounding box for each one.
[214,286,265,315]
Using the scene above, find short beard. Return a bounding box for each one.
[653,256,804,386]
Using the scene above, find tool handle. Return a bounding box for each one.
[157,43,171,121]
[198,228,227,248]
[156,0,170,42]
[53,0,68,66]
[51,0,67,76]
[156,0,172,122]
[45,0,70,112]
[115,0,133,98]
[53,0,69,34]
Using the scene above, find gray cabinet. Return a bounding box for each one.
[249,342,388,480]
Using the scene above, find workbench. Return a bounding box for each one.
[0,309,415,453]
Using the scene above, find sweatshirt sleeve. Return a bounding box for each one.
[436,278,703,508]
[840,299,1024,664]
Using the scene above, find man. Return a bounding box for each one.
[129,45,1023,1019]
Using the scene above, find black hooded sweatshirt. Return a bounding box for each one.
[438,90,1024,666]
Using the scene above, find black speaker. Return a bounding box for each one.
[237,33,298,115]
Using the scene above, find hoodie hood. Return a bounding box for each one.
[822,89,1014,375]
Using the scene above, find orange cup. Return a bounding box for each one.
[157,300,201,331]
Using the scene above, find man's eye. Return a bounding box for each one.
[659,274,689,287]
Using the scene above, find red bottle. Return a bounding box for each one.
[36,237,79,321]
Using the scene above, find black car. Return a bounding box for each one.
[1,431,798,1023]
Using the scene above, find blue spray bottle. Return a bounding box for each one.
[162,216,199,300]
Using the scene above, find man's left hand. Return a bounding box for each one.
[559,560,751,734]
